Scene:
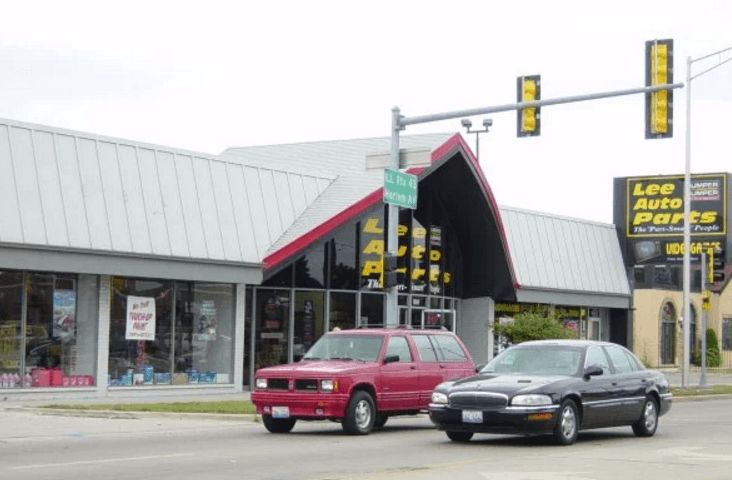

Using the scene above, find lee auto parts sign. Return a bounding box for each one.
[614,173,729,264]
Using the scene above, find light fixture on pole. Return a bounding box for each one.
[681,44,732,389]
[461,118,492,161]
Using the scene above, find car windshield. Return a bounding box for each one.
[302,334,384,362]
[481,345,583,377]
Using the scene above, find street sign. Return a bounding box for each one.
[383,169,417,209]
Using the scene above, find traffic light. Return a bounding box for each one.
[382,253,399,289]
[517,75,541,137]
[709,248,725,283]
[645,39,673,139]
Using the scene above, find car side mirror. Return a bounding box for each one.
[475,363,486,373]
[383,354,400,364]
[583,365,603,379]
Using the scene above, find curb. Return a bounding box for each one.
[3,406,260,422]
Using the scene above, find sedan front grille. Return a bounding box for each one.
[295,379,318,391]
[449,392,508,409]
[268,378,289,390]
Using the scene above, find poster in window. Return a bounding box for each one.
[52,290,76,341]
[195,300,218,341]
[126,296,156,341]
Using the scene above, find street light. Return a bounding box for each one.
[461,118,493,161]
[681,45,732,389]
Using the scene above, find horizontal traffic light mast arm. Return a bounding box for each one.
[398,83,684,127]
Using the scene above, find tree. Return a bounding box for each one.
[494,306,578,345]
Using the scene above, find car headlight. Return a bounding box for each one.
[320,379,337,392]
[255,378,267,389]
[510,394,553,406]
[431,391,449,404]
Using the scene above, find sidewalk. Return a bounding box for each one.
[659,368,732,388]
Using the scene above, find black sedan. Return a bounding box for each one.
[429,339,672,445]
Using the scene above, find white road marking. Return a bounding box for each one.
[11,453,191,470]
[480,472,596,480]
[663,446,732,462]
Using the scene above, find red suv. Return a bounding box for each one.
[251,328,476,435]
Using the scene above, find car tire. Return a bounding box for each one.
[552,399,579,445]
[446,431,473,442]
[632,396,658,437]
[262,414,297,433]
[342,391,376,435]
[373,412,388,429]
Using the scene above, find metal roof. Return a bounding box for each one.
[0,118,333,267]
[221,133,454,176]
[499,206,631,308]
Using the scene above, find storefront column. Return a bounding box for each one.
[233,283,246,392]
[96,275,111,394]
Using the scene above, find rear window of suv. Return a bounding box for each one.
[412,334,439,361]
[432,335,468,361]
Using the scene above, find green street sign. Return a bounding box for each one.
[383,169,418,209]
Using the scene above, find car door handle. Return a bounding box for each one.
[611,382,618,386]
[439,365,446,369]
[640,378,647,383]
[410,365,416,370]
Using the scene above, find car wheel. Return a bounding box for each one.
[342,391,375,435]
[632,396,658,437]
[552,399,579,445]
[373,412,388,429]
[446,431,473,442]
[262,414,297,433]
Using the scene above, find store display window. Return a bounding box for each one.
[0,270,98,389]
[109,277,235,386]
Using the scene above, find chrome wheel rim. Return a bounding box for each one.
[643,401,657,431]
[355,400,372,429]
[561,405,576,439]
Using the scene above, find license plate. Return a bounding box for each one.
[462,410,483,423]
[272,406,290,419]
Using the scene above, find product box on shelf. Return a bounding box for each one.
[142,366,154,385]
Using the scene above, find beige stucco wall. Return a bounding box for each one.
[633,285,730,368]
[632,289,703,368]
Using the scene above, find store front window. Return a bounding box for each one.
[255,289,290,370]
[294,291,325,361]
[109,277,234,386]
[0,270,98,388]
[360,293,384,327]
[329,292,356,330]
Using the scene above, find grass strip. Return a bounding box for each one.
[670,385,732,396]
[40,386,732,414]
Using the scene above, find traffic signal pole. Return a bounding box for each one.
[385,81,683,329]
[681,45,732,389]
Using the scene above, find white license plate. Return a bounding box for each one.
[462,410,483,423]
[272,406,290,419]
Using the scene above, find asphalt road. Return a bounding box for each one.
[1,398,731,480]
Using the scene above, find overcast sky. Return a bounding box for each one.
[1,0,730,225]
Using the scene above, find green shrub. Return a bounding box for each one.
[494,307,577,344]
[692,328,721,368]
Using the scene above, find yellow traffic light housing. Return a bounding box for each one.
[645,39,673,139]
[517,75,541,137]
